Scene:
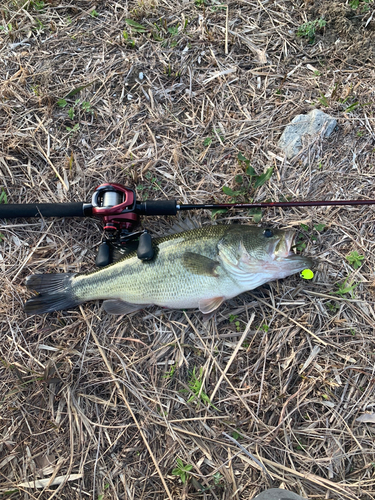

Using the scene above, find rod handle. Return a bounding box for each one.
[0,202,91,218]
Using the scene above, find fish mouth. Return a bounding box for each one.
[273,230,314,270]
[274,230,296,260]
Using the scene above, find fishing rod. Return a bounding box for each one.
[1,182,374,266]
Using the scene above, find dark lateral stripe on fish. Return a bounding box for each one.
[25,274,81,314]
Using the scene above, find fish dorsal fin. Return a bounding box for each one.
[103,299,150,315]
[166,216,201,235]
[182,252,220,277]
[199,296,224,314]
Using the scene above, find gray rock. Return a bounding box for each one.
[278,109,337,159]
[252,488,307,500]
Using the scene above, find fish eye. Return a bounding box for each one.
[263,229,274,238]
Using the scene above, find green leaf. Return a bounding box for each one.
[346,251,365,269]
[300,223,309,231]
[318,94,329,107]
[211,208,228,218]
[253,167,273,189]
[203,137,212,146]
[235,174,243,184]
[57,98,67,108]
[64,82,95,98]
[314,223,325,232]
[345,102,359,113]
[237,152,247,162]
[246,164,256,176]
[0,189,8,204]
[248,207,262,223]
[222,186,237,197]
[125,18,148,32]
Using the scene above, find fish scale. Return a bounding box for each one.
[25,224,313,315]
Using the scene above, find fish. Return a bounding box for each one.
[24,224,313,316]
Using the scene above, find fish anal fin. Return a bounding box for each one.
[198,296,224,314]
[182,252,219,277]
[103,299,150,315]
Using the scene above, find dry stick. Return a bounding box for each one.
[35,139,68,191]
[225,5,229,55]
[249,293,329,347]
[210,313,255,401]
[80,307,173,500]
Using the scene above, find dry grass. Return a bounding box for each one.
[1,0,375,498]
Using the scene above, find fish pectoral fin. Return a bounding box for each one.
[182,252,220,277]
[198,296,224,314]
[103,299,150,315]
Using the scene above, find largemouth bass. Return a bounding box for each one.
[25,225,312,315]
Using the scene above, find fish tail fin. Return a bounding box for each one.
[25,273,81,315]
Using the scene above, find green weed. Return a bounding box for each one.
[231,430,243,440]
[346,251,365,269]
[122,31,136,47]
[0,23,13,34]
[66,123,80,134]
[68,107,75,120]
[203,128,224,146]
[314,223,326,232]
[172,458,193,484]
[33,18,45,32]
[295,222,325,250]
[0,189,8,204]
[213,472,222,485]
[332,276,360,298]
[163,362,176,379]
[124,18,148,32]
[137,171,161,194]
[210,208,228,218]
[81,101,93,113]
[349,0,373,11]
[297,18,326,43]
[326,301,339,312]
[31,0,45,11]
[229,314,241,332]
[220,152,273,223]
[318,93,329,107]
[185,367,218,409]
[344,102,359,113]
